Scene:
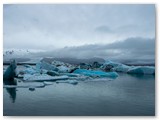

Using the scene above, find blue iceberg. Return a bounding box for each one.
[127,66,155,75]
[73,69,118,78]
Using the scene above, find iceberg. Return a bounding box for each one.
[112,64,131,72]
[24,67,37,75]
[59,73,81,77]
[3,60,17,80]
[102,60,121,71]
[23,74,69,81]
[103,60,121,67]
[127,66,155,75]
[73,69,118,78]
[57,66,70,73]
[36,61,59,72]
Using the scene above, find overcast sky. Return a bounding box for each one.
[3,4,155,60]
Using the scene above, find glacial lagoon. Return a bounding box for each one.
[3,69,155,116]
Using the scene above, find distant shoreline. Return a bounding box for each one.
[3,62,155,67]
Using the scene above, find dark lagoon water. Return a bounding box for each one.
[3,72,155,116]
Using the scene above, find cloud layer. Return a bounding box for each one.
[32,37,155,61]
[4,4,155,49]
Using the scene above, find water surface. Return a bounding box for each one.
[3,73,155,116]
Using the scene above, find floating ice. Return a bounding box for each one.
[36,61,59,72]
[112,64,131,72]
[57,66,70,73]
[73,69,118,78]
[23,74,69,81]
[24,67,37,75]
[127,66,155,75]
[3,60,17,80]
[60,73,81,77]
[103,60,121,67]
[43,81,53,85]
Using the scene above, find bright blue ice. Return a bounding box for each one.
[73,69,118,79]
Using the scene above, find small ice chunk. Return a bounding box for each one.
[43,81,53,85]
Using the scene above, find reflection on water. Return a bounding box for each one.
[3,78,17,103]
[128,73,155,80]
[3,73,155,116]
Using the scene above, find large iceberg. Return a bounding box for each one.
[102,60,131,72]
[127,66,155,75]
[57,66,70,73]
[23,74,69,81]
[112,64,131,72]
[3,60,17,80]
[36,61,59,72]
[73,69,118,78]
[102,60,155,75]
[23,67,37,75]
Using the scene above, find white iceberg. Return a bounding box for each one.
[36,61,58,72]
[23,74,69,81]
[57,66,70,73]
[111,64,131,72]
[24,67,37,75]
[103,60,121,67]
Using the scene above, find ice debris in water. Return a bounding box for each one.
[73,69,118,79]
[127,66,155,75]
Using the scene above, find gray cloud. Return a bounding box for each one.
[3,4,155,49]
[95,25,113,33]
[32,37,155,61]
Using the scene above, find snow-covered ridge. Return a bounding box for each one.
[3,49,45,62]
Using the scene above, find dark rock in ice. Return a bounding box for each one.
[47,70,59,76]
[79,63,92,69]
[92,61,102,69]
